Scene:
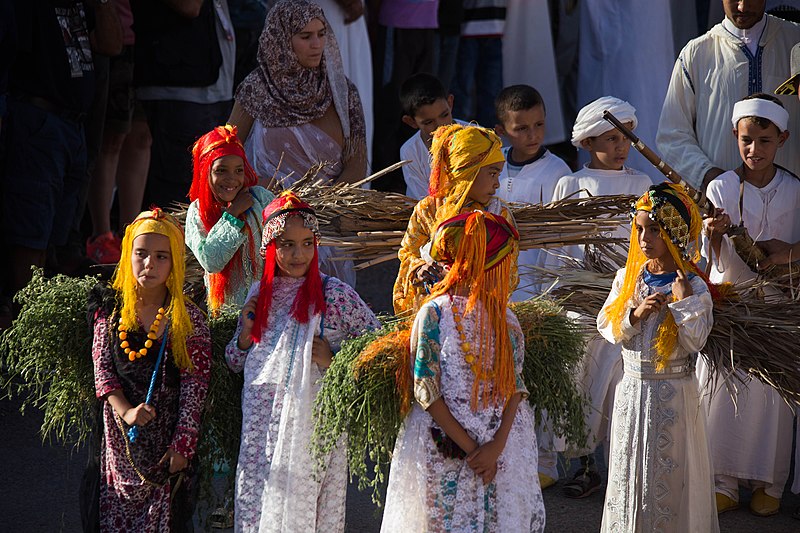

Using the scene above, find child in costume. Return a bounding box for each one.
[597,183,718,532]
[393,123,518,315]
[185,125,275,315]
[381,210,546,533]
[90,208,211,532]
[701,93,800,516]
[548,96,653,498]
[225,191,380,532]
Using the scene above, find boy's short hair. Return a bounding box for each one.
[400,73,448,117]
[739,92,786,131]
[495,85,545,124]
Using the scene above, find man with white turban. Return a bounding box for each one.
[544,96,653,499]
[656,1,800,190]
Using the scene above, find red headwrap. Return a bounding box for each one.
[251,192,326,343]
[189,124,259,313]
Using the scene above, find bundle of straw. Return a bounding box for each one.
[545,268,800,406]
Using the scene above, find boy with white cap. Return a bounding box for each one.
[701,92,800,517]
[547,96,652,499]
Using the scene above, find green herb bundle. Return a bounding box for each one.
[312,320,408,507]
[0,270,99,445]
[511,299,589,450]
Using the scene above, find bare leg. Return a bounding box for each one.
[117,118,152,227]
[88,130,127,237]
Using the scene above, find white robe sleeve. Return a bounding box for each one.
[668,276,713,354]
[597,268,641,344]
[656,51,715,189]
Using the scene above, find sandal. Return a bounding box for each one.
[562,469,602,499]
[209,506,234,529]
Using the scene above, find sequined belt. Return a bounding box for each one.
[623,357,692,380]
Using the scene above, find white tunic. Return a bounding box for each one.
[657,14,800,188]
[598,269,718,533]
[401,119,469,200]
[497,147,570,300]
[698,169,800,494]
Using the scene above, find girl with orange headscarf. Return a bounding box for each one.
[382,210,545,533]
[392,123,518,315]
[185,125,274,315]
[89,208,211,531]
[596,183,718,532]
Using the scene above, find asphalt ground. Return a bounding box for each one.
[2,260,799,532]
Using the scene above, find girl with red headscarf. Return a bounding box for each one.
[224,192,379,532]
[185,125,274,315]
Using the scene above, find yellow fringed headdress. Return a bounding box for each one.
[112,208,194,370]
[604,182,706,371]
[428,124,505,226]
[427,210,520,409]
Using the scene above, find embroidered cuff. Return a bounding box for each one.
[621,308,642,338]
[95,378,121,398]
[171,425,199,461]
[222,210,245,229]
[414,377,442,411]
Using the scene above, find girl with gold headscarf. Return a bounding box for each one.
[382,210,545,533]
[596,183,718,532]
[89,208,211,531]
[392,123,518,315]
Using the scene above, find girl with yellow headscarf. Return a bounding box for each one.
[595,183,718,532]
[89,208,211,531]
[392,123,518,315]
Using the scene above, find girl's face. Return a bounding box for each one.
[467,162,502,205]
[131,233,172,290]
[634,211,669,260]
[275,216,316,277]
[210,154,245,204]
[582,122,633,171]
[291,18,326,69]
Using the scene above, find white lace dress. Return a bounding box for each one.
[225,275,380,533]
[597,268,719,533]
[381,295,546,533]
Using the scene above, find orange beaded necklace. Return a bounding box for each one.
[449,294,493,379]
[118,307,165,361]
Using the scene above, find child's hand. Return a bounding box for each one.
[227,188,254,218]
[237,297,258,350]
[123,403,156,426]
[703,208,731,243]
[631,293,667,324]
[415,262,444,285]
[758,240,796,268]
[159,448,188,474]
[672,269,693,300]
[312,336,333,369]
[466,440,503,484]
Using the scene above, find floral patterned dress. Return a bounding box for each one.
[381,295,546,533]
[91,299,211,532]
[225,275,379,533]
[597,268,718,532]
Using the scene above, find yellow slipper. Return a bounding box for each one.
[538,473,556,490]
[715,492,739,514]
[750,488,780,517]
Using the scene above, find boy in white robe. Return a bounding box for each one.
[701,93,800,517]
[399,73,466,199]
[493,84,570,489]
[494,84,571,301]
[548,96,652,499]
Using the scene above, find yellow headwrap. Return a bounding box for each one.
[112,208,194,370]
[603,183,705,372]
[428,124,505,226]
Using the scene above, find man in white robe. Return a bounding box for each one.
[657,2,800,189]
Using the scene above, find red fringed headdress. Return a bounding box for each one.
[251,191,326,343]
[189,124,259,313]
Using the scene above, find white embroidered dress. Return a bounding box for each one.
[381,296,546,533]
[597,268,718,533]
[225,275,379,533]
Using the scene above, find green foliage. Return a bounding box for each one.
[196,307,244,507]
[0,269,99,446]
[311,319,406,507]
[511,298,589,450]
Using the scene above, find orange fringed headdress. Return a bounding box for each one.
[428,124,505,225]
[427,210,520,409]
[112,208,194,370]
[603,182,713,371]
[189,124,259,314]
